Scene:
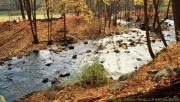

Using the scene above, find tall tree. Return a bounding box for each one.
[24,0,39,44]
[172,0,180,42]
[45,0,52,45]
[153,0,168,47]
[19,0,26,20]
[144,0,155,59]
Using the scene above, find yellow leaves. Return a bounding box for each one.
[103,0,110,5]
[134,0,144,5]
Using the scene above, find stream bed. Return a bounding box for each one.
[0,19,176,102]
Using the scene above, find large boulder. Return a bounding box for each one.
[154,66,173,82]
[118,70,138,81]
[173,66,180,77]
[0,95,6,102]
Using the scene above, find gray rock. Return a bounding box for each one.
[42,78,49,83]
[45,63,52,66]
[173,66,180,76]
[124,51,130,53]
[118,70,138,81]
[147,70,159,74]
[86,50,91,53]
[129,42,135,47]
[84,41,88,44]
[93,51,99,54]
[0,95,6,102]
[32,50,39,53]
[115,32,120,35]
[137,58,142,61]
[59,72,70,77]
[154,66,173,82]
[0,61,5,66]
[68,46,74,50]
[114,50,120,53]
[72,55,77,59]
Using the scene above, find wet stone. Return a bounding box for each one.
[114,50,120,53]
[8,67,12,70]
[115,32,121,35]
[72,55,77,59]
[42,78,49,83]
[32,50,39,53]
[124,51,130,53]
[68,46,74,50]
[59,73,70,77]
[0,61,5,66]
[7,63,12,66]
[136,58,142,61]
[151,39,156,43]
[45,63,52,66]
[86,50,91,53]
[129,42,135,47]
[84,41,88,44]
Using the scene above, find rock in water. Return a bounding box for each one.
[0,95,6,102]
[45,63,52,66]
[115,32,120,35]
[154,66,173,82]
[42,78,49,83]
[84,41,88,44]
[114,50,120,53]
[136,58,142,61]
[32,50,39,53]
[72,55,77,59]
[59,72,70,77]
[68,46,74,49]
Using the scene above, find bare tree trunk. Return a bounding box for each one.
[46,0,52,45]
[63,4,67,45]
[144,0,155,59]
[160,0,171,25]
[172,0,180,42]
[24,0,39,44]
[19,0,26,20]
[153,0,168,47]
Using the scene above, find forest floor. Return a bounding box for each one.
[15,41,180,102]
[0,16,128,60]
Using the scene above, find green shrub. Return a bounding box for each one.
[79,62,108,87]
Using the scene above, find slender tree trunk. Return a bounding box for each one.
[160,0,171,25]
[63,4,67,45]
[153,0,168,47]
[153,1,159,29]
[24,0,39,44]
[19,0,26,20]
[172,0,180,41]
[114,0,117,26]
[144,0,155,59]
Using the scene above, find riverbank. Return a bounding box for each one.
[0,16,128,60]
[15,42,180,102]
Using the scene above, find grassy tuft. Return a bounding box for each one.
[78,62,108,87]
